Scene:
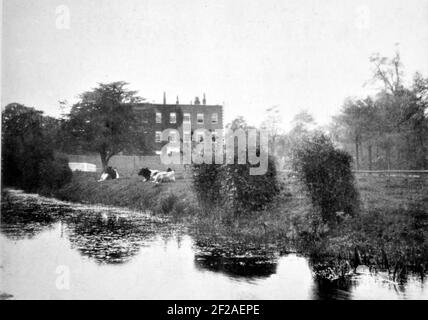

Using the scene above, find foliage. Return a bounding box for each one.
[333,52,428,170]
[192,117,281,216]
[218,155,280,215]
[63,81,143,169]
[192,162,222,208]
[1,103,72,193]
[292,133,359,225]
[38,155,73,195]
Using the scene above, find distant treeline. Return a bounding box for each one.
[332,52,428,170]
[269,52,428,171]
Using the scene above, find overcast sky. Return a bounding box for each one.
[2,0,428,128]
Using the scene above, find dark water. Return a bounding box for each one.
[1,190,427,300]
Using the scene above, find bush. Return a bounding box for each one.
[39,155,73,195]
[293,134,359,225]
[191,163,222,208]
[192,153,280,216]
[219,156,280,215]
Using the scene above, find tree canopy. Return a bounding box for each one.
[64,81,144,169]
[333,52,428,170]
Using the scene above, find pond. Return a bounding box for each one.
[1,190,427,300]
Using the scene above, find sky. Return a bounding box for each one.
[2,0,428,129]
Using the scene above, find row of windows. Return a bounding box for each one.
[144,112,219,124]
[155,131,219,143]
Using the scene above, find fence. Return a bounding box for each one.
[353,170,428,178]
[68,162,97,172]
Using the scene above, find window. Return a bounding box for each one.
[141,112,149,123]
[211,113,218,124]
[197,113,204,124]
[156,112,162,124]
[155,131,162,143]
[183,113,191,123]
[170,112,176,124]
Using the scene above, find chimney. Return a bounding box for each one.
[176,96,179,105]
[203,93,206,105]
[163,92,166,105]
[194,96,201,105]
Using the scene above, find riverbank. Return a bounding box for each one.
[52,172,312,246]
[7,171,428,280]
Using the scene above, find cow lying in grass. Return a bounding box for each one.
[153,168,175,183]
[98,166,120,182]
[138,168,160,182]
[138,167,175,183]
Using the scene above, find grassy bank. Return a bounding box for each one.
[55,172,199,216]
[300,175,428,279]
[54,171,428,279]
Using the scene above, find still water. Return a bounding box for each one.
[1,190,427,300]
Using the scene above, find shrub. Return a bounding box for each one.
[293,134,359,225]
[218,156,280,215]
[39,155,73,195]
[191,163,222,208]
[192,153,280,216]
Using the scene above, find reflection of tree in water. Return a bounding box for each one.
[311,278,354,300]
[64,212,169,264]
[0,194,71,240]
[2,191,178,264]
[193,239,278,280]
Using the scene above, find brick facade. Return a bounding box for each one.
[133,97,223,154]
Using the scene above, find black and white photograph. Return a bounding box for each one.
[1,0,428,304]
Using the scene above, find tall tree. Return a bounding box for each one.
[369,49,404,95]
[64,81,143,170]
[333,50,428,170]
[260,106,283,157]
[334,97,378,170]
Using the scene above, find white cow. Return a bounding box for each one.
[153,168,175,184]
[98,167,120,182]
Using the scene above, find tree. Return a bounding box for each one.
[226,115,254,130]
[260,106,283,157]
[2,103,72,193]
[64,81,143,170]
[334,97,378,170]
[369,49,404,95]
[333,50,428,170]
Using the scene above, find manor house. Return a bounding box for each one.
[133,93,224,154]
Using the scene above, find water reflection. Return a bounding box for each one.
[1,190,428,299]
[1,192,71,239]
[193,241,278,279]
[64,212,167,264]
[311,278,353,300]
[1,190,174,264]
